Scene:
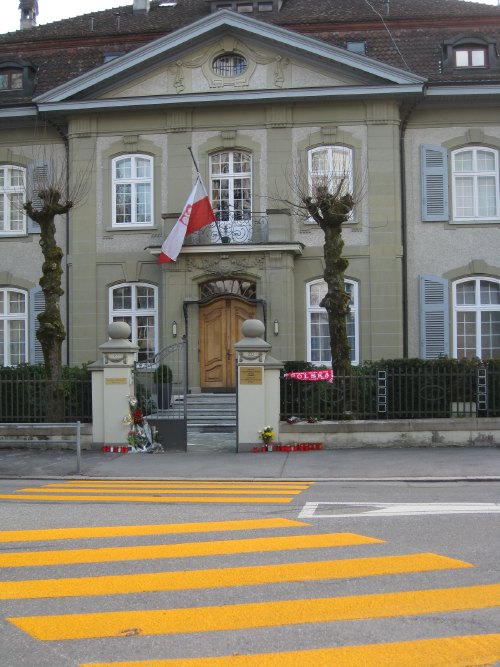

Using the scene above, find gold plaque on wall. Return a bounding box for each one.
[240,367,263,385]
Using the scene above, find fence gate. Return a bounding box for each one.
[134,339,187,451]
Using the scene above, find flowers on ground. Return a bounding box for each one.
[258,425,274,444]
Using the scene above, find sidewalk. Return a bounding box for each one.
[1,438,499,480]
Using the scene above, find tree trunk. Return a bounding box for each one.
[25,188,72,422]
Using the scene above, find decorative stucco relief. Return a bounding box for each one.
[186,254,265,275]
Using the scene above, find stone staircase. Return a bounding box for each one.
[174,393,236,433]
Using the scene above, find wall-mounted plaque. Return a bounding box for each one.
[240,367,263,385]
[105,377,127,385]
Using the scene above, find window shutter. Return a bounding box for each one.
[419,275,449,359]
[420,145,449,222]
[27,160,51,233]
[29,286,45,364]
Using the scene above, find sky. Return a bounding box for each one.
[1,0,499,34]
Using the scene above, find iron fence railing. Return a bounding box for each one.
[184,212,268,246]
[0,370,92,423]
[281,365,500,421]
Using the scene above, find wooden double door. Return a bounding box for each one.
[199,297,256,391]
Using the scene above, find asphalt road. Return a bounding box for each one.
[0,478,499,666]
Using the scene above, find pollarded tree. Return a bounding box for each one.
[22,146,91,422]
[304,182,354,375]
[24,188,73,421]
[279,150,359,375]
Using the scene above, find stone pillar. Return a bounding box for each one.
[89,322,138,447]
[234,319,283,452]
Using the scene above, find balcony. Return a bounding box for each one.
[184,212,269,246]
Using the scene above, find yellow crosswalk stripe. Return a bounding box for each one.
[0,532,382,568]
[9,584,500,641]
[0,493,294,503]
[0,480,314,504]
[50,481,312,489]
[0,518,308,543]
[80,633,500,667]
[0,553,471,600]
[18,486,305,496]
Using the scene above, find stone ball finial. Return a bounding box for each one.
[108,321,131,340]
[241,319,265,339]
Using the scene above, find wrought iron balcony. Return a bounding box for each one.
[184,212,268,246]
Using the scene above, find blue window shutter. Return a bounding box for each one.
[29,286,45,364]
[419,275,449,359]
[27,160,52,234]
[421,145,449,222]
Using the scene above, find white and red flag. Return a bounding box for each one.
[158,176,216,264]
[284,370,335,383]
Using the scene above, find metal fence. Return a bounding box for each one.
[281,365,500,421]
[0,370,92,423]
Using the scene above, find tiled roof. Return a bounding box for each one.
[1,0,500,104]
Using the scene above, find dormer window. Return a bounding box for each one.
[442,35,499,72]
[0,59,36,95]
[0,69,23,91]
[455,46,487,68]
[212,53,247,77]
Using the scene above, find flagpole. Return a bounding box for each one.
[187,146,224,243]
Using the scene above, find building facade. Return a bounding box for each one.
[1,0,499,390]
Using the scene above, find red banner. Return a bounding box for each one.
[283,370,334,383]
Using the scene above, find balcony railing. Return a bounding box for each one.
[184,212,268,246]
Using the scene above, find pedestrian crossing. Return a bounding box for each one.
[1,517,499,666]
[0,480,313,504]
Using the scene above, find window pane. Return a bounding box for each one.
[9,320,25,365]
[8,291,25,314]
[454,151,473,173]
[113,286,132,310]
[481,312,500,359]
[311,149,329,174]
[309,282,327,307]
[455,50,469,67]
[456,281,476,306]
[135,183,151,223]
[480,280,500,305]
[477,150,495,172]
[471,50,485,67]
[115,158,131,179]
[135,157,151,179]
[310,312,331,363]
[454,177,474,217]
[115,184,131,224]
[136,286,154,309]
[477,176,497,217]
[456,311,476,358]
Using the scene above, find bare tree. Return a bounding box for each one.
[278,150,361,374]
[23,146,90,421]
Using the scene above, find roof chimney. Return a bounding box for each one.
[133,0,150,14]
[19,0,38,30]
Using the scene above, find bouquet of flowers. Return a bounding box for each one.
[258,425,274,444]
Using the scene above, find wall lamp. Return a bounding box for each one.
[273,319,279,336]
[172,321,178,337]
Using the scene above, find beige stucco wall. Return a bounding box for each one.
[405,111,500,358]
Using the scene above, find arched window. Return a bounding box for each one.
[451,147,499,221]
[109,283,158,363]
[453,277,500,359]
[0,165,26,235]
[210,150,252,242]
[0,68,23,90]
[212,53,247,77]
[307,145,354,222]
[0,288,28,366]
[306,278,359,365]
[112,154,153,227]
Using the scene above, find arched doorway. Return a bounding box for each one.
[199,279,257,391]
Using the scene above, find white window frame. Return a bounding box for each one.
[109,283,158,363]
[112,154,153,228]
[451,146,499,222]
[0,165,26,236]
[0,287,28,366]
[306,278,359,366]
[307,145,354,223]
[209,150,252,242]
[453,277,500,360]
